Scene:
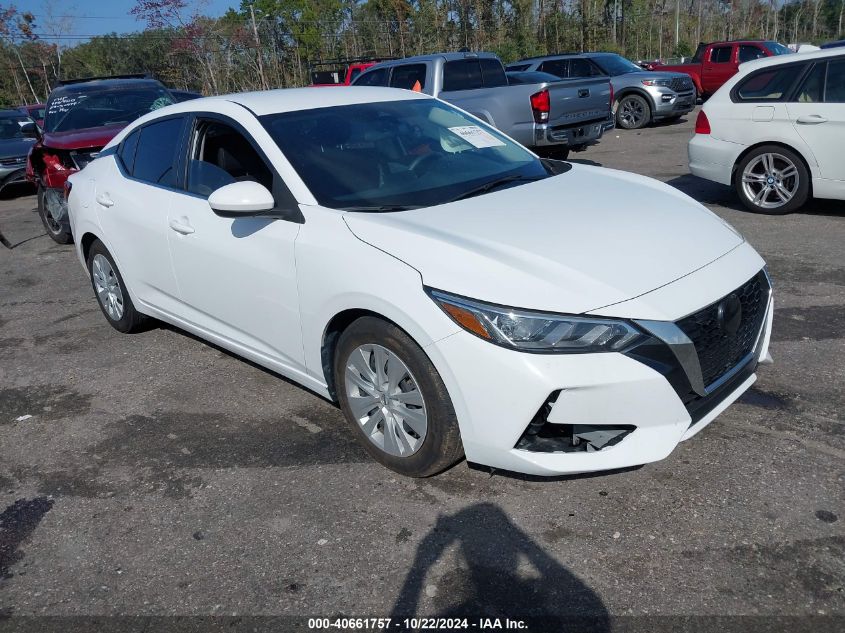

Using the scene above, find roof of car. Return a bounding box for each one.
[0,109,29,118]
[737,46,844,73]
[49,77,168,97]
[149,86,431,118]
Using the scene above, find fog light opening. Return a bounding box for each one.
[515,392,635,453]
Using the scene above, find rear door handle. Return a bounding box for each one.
[169,219,195,235]
[95,193,114,207]
[796,114,828,124]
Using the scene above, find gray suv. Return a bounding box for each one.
[507,53,696,130]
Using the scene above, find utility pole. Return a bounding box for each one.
[675,0,680,48]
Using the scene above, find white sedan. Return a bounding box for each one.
[689,48,844,213]
[67,87,772,477]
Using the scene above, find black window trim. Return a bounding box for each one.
[730,61,812,104]
[114,113,190,194]
[179,111,303,223]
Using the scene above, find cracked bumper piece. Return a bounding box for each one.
[426,269,773,477]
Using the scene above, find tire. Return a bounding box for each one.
[86,239,147,333]
[615,94,651,130]
[734,145,809,215]
[37,185,73,244]
[334,316,463,477]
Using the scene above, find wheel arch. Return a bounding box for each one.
[614,86,655,110]
[80,231,100,263]
[731,140,814,195]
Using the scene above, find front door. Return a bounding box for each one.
[165,116,305,372]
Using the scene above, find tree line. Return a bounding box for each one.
[2,0,844,106]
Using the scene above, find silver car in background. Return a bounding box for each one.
[508,52,697,130]
[0,110,38,194]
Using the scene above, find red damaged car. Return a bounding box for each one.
[27,75,175,243]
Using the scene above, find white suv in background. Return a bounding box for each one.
[689,48,844,214]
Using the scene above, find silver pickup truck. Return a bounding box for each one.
[352,52,614,159]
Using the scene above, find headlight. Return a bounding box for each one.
[642,78,671,88]
[427,289,644,353]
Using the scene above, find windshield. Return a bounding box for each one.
[764,42,792,56]
[44,87,174,133]
[0,116,32,139]
[260,99,550,210]
[591,54,643,76]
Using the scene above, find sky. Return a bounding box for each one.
[25,0,239,43]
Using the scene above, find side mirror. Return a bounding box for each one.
[208,181,275,218]
[21,121,39,138]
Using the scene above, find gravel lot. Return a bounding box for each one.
[0,110,843,629]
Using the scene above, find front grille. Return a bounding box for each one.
[670,76,694,93]
[0,156,26,166]
[677,271,769,388]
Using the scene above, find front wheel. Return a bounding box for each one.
[615,94,651,130]
[37,185,73,244]
[734,145,809,214]
[87,239,147,333]
[334,316,463,477]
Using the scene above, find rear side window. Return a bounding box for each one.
[539,59,568,77]
[479,59,507,87]
[826,59,845,102]
[711,46,733,64]
[355,67,389,86]
[132,117,185,187]
[390,64,426,90]
[118,129,140,174]
[739,45,767,64]
[569,58,598,77]
[442,60,483,91]
[735,64,806,101]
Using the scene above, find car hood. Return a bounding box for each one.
[41,123,125,150]
[343,165,744,315]
[0,138,36,159]
[622,70,691,81]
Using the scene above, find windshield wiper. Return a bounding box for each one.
[341,204,423,212]
[447,175,543,203]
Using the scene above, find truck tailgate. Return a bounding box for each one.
[546,77,611,128]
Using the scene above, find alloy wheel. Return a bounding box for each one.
[344,344,427,457]
[740,152,799,210]
[91,254,124,321]
[619,97,645,128]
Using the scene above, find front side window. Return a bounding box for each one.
[539,59,568,78]
[354,67,389,87]
[187,120,273,197]
[442,60,483,91]
[44,86,174,133]
[569,58,598,77]
[711,47,733,64]
[795,63,826,102]
[739,45,767,64]
[260,99,550,211]
[735,64,806,101]
[764,42,792,56]
[132,117,185,187]
[390,64,427,90]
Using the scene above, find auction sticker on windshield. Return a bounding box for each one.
[448,126,506,148]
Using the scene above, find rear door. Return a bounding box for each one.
[787,57,845,181]
[95,116,186,314]
[703,45,736,94]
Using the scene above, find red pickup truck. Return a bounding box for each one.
[310,57,395,86]
[650,40,792,97]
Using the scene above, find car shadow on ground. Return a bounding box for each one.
[668,174,845,217]
[390,502,610,631]
[568,158,603,167]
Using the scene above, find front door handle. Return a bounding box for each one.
[796,114,828,124]
[169,218,195,235]
[95,193,114,207]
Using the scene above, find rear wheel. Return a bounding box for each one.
[615,94,651,130]
[37,185,73,244]
[334,316,463,477]
[87,239,147,333]
[734,145,809,214]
